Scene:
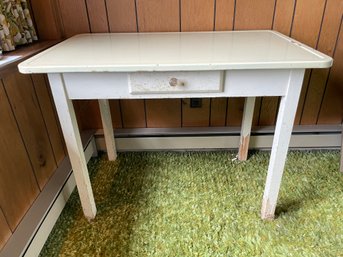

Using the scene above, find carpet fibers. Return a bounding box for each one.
[39,151,343,257]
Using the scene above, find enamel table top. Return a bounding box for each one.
[18,31,332,73]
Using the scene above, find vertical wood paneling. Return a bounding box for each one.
[0,82,40,231]
[85,0,109,33]
[291,0,327,124]
[74,100,103,129]
[109,100,123,128]
[253,98,262,126]
[317,22,343,124]
[215,0,235,31]
[210,98,227,126]
[273,0,296,35]
[4,73,57,190]
[301,0,343,124]
[259,98,279,126]
[181,0,215,31]
[58,0,90,37]
[32,74,66,165]
[234,0,275,30]
[182,99,210,127]
[291,0,326,47]
[226,98,244,126]
[30,0,63,39]
[106,0,137,32]
[146,100,181,128]
[137,0,180,32]
[120,100,146,128]
[0,208,11,251]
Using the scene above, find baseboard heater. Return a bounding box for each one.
[95,125,342,151]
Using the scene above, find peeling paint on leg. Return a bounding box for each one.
[238,135,250,161]
[261,198,275,220]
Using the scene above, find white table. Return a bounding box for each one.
[19,31,332,220]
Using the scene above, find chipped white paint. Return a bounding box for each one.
[261,69,305,220]
[48,73,96,220]
[129,71,223,94]
[19,31,333,220]
[98,99,117,160]
[238,97,256,161]
[62,69,290,100]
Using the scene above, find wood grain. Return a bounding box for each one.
[120,100,146,128]
[30,0,63,39]
[106,0,137,32]
[182,99,210,127]
[291,0,326,47]
[0,82,40,231]
[146,99,181,128]
[294,70,311,124]
[109,100,123,128]
[291,0,326,123]
[215,0,235,31]
[234,0,275,30]
[74,100,103,130]
[58,0,90,37]
[301,0,343,124]
[226,98,245,126]
[253,97,262,126]
[4,72,56,190]
[317,22,343,124]
[137,0,180,32]
[259,97,279,126]
[210,98,227,126]
[32,74,66,165]
[181,0,215,31]
[273,0,296,35]
[86,0,109,33]
[0,208,11,251]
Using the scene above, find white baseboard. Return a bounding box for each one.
[95,126,342,151]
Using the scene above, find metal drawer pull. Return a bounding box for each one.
[169,78,185,87]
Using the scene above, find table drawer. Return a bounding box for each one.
[129,71,223,94]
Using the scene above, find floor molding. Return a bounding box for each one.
[95,125,342,151]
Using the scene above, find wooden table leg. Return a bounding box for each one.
[261,69,305,220]
[48,73,96,220]
[99,99,117,161]
[238,97,255,161]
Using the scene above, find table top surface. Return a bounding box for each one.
[19,30,332,73]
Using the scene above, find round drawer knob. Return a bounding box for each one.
[169,78,185,87]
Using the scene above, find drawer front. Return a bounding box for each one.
[129,71,223,94]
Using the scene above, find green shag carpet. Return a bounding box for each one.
[39,151,343,257]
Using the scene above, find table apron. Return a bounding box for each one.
[62,69,293,100]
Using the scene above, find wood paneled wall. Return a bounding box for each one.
[0,64,65,249]
[30,0,343,130]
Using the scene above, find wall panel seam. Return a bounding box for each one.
[30,75,58,166]
[316,16,343,123]
[1,79,40,191]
